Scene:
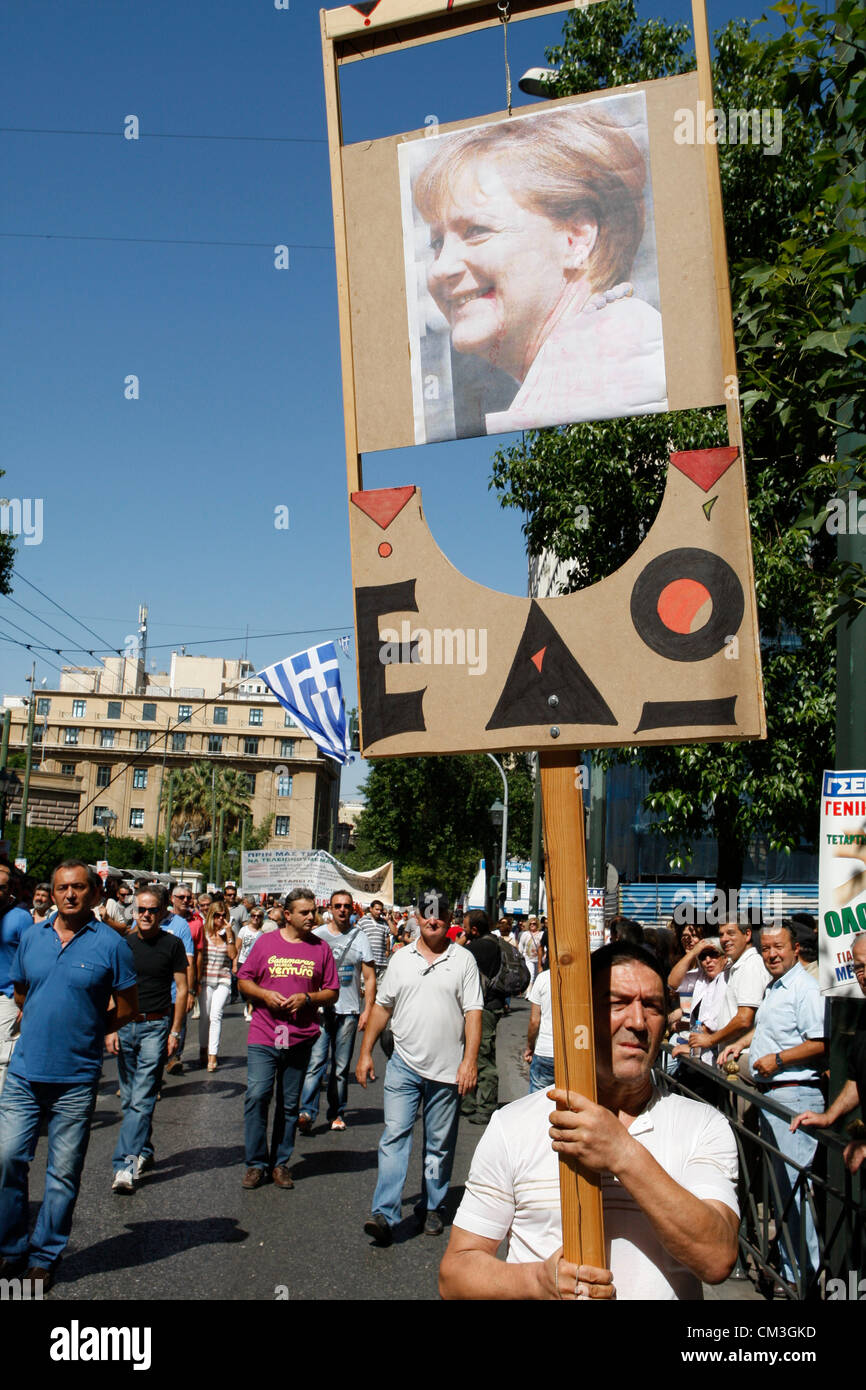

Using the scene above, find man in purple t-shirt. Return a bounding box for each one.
[238,888,338,1190]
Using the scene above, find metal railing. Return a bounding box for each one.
[655,1047,863,1300]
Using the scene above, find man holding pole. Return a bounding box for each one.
[439,944,739,1299]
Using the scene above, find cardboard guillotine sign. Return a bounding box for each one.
[320,0,765,1272]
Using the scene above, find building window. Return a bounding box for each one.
[37,697,51,716]
[208,735,224,754]
[142,702,157,721]
[96,765,111,788]
[64,727,79,745]
[280,739,295,759]
[135,730,151,751]
[277,774,293,797]
[33,726,43,744]
[284,711,297,728]
[93,804,109,827]
[171,732,186,752]
[133,768,148,789]
[72,699,86,718]
[129,808,145,830]
[249,708,263,726]
[100,729,115,748]
[244,773,256,795]
[60,762,76,776]
[275,816,291,837]
[213,707,228,725]
[243,736,259,756]
[107,701,122,719]
[177,705,192,723]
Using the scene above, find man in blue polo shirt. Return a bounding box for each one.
[0,863,35,1096]
[720,921,826,1287]
[0,859,138,1292]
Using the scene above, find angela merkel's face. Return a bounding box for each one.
[424,163,595,381]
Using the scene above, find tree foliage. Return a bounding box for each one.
[160,761,252,838]
[491,0,863,886]
[345,754,535,904]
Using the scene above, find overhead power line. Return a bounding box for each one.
[0,232,334,251]
[0,126,327,144]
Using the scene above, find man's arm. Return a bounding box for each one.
[792,1078,859,1132]
[356,1001,393,1086]
[456,1009,482,1096]
[358,961,376,1031]
[105,983,139,1035]
[167,974,189,1056]
[440,1226,614,1301]
[694,1005,756,1052]
[751,1037,825,1078]
[548,1089,738,1285]
[524,1003,541,1063]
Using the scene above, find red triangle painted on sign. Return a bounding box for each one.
[669,446,739,493]
[530,646,546,673]
[351,486,416,531]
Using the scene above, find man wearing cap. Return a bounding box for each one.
[357,891,483,1243]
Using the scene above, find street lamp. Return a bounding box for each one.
[518,66,561,97]
[226,847,239,888]
[97,807,117,861]
[0,767,21,839]
[176,825,194,883]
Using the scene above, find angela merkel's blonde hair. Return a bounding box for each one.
[413,107,647,293]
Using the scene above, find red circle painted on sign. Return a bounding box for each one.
[378,542,392,558]
[657,579,712,633]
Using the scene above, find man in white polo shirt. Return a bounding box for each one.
[685,919,770,1059]
[439,943,739,1300]
[357,891,483,1245]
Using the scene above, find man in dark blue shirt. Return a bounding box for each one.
[0,860,138,1292]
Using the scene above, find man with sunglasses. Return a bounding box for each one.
[109,886,189,1192]
[357,891,483,1244]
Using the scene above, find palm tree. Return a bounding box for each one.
[160,761,252,839]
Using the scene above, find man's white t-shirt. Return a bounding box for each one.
[377,940,484,1084]
[527,969,554,1058]
[313,924,374,1015]
[454,1087,738,1300]
[719,945,771,1027]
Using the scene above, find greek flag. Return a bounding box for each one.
[338,634,351,657]
[258,642,352,765]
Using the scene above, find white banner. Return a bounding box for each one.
[241,849,393,907]
[818,769,866,997]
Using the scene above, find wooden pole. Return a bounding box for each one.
[540,749,605,1267]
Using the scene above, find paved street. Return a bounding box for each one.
[36,999,531,1302]
[24,997,760,1302]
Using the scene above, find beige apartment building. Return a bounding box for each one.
[3,653,340,852]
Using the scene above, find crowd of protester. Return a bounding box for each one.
[0,853,862,1300]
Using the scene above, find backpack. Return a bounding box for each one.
[482,935,531,1000]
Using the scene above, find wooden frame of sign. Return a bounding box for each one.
[321,0,762,1279]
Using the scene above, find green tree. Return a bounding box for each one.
[160,761,252,839]
[491,0,861,888]
[345,755,535,904]
[0,473,18,597]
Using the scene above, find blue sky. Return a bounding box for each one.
[1,0,787,800]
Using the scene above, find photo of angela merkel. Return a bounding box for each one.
[398,91,667,444]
